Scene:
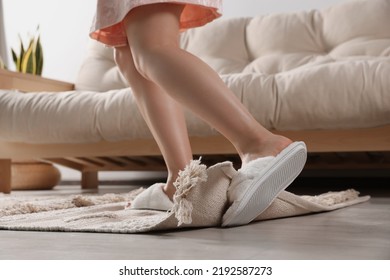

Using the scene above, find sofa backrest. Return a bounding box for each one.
[75,0,390,92]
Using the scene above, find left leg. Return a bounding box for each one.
[114,45,192,199]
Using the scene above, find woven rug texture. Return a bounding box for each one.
[0,161,370,233]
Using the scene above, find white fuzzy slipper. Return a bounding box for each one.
[222,141,307,227]
[128,183,173,211]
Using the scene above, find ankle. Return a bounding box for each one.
[163,160,192,200]
[240,134,293,166]
[162,174,179,200]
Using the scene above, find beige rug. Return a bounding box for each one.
[0,161,370,233]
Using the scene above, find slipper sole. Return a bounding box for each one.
[222,141,307,227]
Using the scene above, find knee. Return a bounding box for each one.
[114,46,134,72]
[130,42,178,80]
[129,44,156,80]
[114,44,155,82]
[113,42,148,81]
[113,46,143,85]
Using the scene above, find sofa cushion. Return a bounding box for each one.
[180,17,251,74]
[0,89,218,143]
[75,40,127,92]
[322,0,390,49]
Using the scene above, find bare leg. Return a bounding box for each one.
[123,4,292,165]
[114,45,192,199]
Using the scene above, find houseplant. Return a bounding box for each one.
[11,26,43,75]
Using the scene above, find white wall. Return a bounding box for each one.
[3,0,348,83]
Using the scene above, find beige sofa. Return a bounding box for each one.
[1,0,389,193]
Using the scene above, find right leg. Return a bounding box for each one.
[114,45,192,199]
[123,4,292,166]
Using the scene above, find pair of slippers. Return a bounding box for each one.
[128,141,307,227]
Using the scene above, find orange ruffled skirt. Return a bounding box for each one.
[90,0,222,47]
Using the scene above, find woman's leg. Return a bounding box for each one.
[124,4,292,165]
[114,45,192,199]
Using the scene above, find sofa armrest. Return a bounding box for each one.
[0,69,74,92]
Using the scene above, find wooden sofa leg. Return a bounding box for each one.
[0,159,12,194]
[81,171,98,190]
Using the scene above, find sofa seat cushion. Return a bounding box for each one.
[0,89,217,144]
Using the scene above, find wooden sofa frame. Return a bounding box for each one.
[1,69,390,193]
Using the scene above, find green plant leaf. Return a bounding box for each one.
[35,36,43,75]
[18,34,25,55]
[12,47,22,72]
[18,37,25,72]
[21,41,36,74]
[11,48,18,64]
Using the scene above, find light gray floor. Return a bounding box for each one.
[1,182,389,260]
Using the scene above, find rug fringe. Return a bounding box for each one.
[301,189,361,207]
[172,158,208,226]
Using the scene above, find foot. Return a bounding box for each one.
[127,183,173,211]
[240,134,293,166]
[162,183,176,201]
[127,169,186,210]
[222,141,307,227]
